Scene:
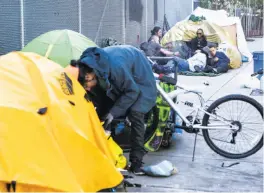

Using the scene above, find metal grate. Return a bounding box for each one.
[0,0,194,55]
[23,0,79,45]
[0,0,21,54]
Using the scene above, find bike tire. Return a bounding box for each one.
[202,94,263,159]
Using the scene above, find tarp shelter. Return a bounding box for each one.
[22,30,97,67]
[161,7,252,69]
[189,7,252,61]
[0,52,123,192]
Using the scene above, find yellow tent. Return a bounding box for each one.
[0,52,123,192]
[161,20,242,69]
[161,20,232,44]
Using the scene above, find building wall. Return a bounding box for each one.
[0,0,21,54]
[165,0,193,25]
[0,0,193,55]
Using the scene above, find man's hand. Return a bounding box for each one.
[173,51,180,56]
[214,57,219,62]
[103,113,114,130]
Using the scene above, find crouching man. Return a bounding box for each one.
[66,45,157,175]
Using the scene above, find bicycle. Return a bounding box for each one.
[110,56,263,160]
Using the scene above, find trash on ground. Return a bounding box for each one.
[221,162,240,168]
[250,89,263,96]
[142,160,178,177]
[241,76,260,89]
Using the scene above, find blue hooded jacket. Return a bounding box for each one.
[80,45,157,118]
[213,51,230,70]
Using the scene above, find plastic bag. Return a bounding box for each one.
[142,160,178,177]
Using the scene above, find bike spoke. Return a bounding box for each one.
[240,122,263,125]
[237,100,248,121]
[239,132,253,148]
[210,130,230,139]
[242,125,262,134]
[228,101,235,121]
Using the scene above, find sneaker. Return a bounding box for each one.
[194,65,203,73]
[130,162,145,176]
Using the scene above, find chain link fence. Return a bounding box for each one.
[198,0,263,38]
[0,0,193,55]
[240,8,263,37]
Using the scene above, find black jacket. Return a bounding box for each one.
[190,37,207,55]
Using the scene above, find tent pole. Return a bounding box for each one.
[20,0,24,48]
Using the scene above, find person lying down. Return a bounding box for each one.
[151,52,207,74]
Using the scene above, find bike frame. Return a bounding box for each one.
[148,56,238,131]
[155,76,238,131]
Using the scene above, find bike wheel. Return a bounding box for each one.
[202,94,263,159]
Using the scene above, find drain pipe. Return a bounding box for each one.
[122,0,126,44]
[20,0,24,48]
[145,0,148,41]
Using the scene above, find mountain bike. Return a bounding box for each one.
[110,56,263,160]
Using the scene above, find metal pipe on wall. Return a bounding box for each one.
[78,0,82,34]
[122,0,126,44]
[20,0,24,48]
[94,0,109,43]
[145,0,148,42]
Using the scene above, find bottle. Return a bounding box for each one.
[175,114,183,134]
[172,113,183,140]
[115,122,125,135]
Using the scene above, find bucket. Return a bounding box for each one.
[253,51,264,78]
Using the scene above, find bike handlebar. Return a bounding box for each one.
[154,73,177,85]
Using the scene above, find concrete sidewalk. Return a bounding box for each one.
[126,38,263,192]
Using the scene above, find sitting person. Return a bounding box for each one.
[145,26,180,57]
[189,28,207,56]
[148,26,162,44]
[152,52,207,74]
[203,44,230,74]
[140,41,180,66]
[140,41,179,57]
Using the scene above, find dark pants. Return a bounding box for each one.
[128,111,147,163]
[89,85,146,163]
[203,65,229,74]
[153,57,189,75]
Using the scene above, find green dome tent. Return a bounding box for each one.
[22,29,97,67]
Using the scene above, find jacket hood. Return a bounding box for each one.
[80,47,110,80]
